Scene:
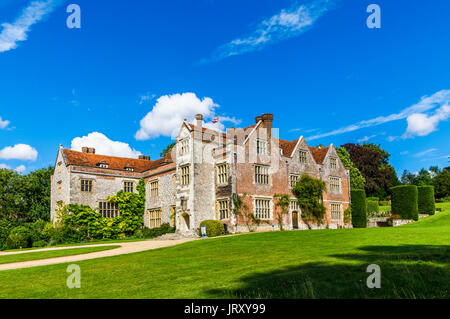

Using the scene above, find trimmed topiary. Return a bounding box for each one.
[350,189,367,228]
[418,186,435,215]
[367,200,379,214]
[367,197,379,202]
[390,185,419,221]
[199,220,225,237]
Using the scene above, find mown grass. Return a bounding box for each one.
[0,246,120,265]
[0,203,448,299]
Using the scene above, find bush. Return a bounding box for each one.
[418,186,435,215]
[367,197,379,202]
[140,223,175,239]
[199,220,225,237]
[0,220,21,250]
[390,185,419,221]
[367,200,379,214]
[350,189,367,228]
[343,207,351,224]
[6,226,33,249]
[32,240,47,248]
[387,214,402,226]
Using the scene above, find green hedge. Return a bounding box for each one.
[199,220,225,237]
[351,189,367,228]
[367,197,379,202]
[418,186,435,215]
[390,185,419,221]
[367,200,379,213]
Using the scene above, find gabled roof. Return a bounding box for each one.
[308,146,329,164]
[278,139,298,157]
[187,123,228,139]
[63,149,172,173]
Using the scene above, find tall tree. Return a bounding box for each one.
[433,169,450,199]
[22,166,54,221]
[336,146,365,189]
[342,143,397,199]
[160,142,176,157]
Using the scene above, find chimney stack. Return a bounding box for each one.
[138,155,151,160]
[195,114,203,128]
[82,147,95,154]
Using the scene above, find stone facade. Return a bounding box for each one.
[50,112,351,234]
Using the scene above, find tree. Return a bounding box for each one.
[342,143,398,199]
[21,166,54,221]
[433,169,450,199]
[401,167,435,187]
[274,194,290,231]
[336,146,365,189]
[292,174,327,229]
[0,169,26,220]
[160,142,176,157]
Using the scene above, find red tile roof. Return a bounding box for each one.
[308,146,329,164]
[63,149,172,173]
[278,139,298,157]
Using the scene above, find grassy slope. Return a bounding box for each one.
[0,203,448,299]
[0,246,120,265]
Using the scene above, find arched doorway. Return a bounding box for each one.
[292,211,299,229]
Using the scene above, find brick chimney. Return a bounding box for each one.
[256,113,273,152]
[138,155,151,160]
[82,147,95,154]
[195,113,203,127]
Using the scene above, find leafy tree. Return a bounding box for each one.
[342,143,398,199]
[401,167,435,187]
[336,147,365,189]
[274,194,290,231]
[433,169,450,199]
[292,174,327,229]
[160,142,176,157]
[0,169,26,221]
[21,166,54,221]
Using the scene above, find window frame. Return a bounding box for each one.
[180,165,190,186]
[216,163,229,185]
[329,176,342,194]
[149,180,159,197]
[217,199,230,220]
[98,201,120,218]
[149,208,162,228]
[299,150,308,164]
[329,157,338,170]
[254,164,269,185]
[254,198,271,220]
[80,179,93,192]
[330,202,343,222]
[289,174,300,188]
[256,139,268,155]
[123,181,134,193]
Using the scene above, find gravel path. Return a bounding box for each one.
[0,238,196,271]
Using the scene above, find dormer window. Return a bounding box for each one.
[299,150,308,164]
[125,167,134,172]
[97,162,109,168]
[179,138,189,156]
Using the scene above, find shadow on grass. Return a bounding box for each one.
[205,245,450,299]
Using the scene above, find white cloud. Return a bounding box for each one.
[135,93,239,140]
[414,148,438,158]
[0,116,10,129]
[71,132,142,158]
[403,104,450,138]
[0,163,10,169]
[202,0,334,63]
[307,90,450,141]
[0,144,38,161]
[357,134,377,143]
[0,0,61,53]
[15,165,26,174]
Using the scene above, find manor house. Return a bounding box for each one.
[50,113,351,233]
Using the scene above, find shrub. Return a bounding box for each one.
[418,186,435,215]
[199,220,225,237]
[350,189,367,228]
[390,185,418,221]
[367,200,379,214]
[141,223,175,239]
[343,207,351,224]
[387,214,402,226]
[32,240,47,248]
[367,197,379,202]
[5,234,29,250]
[0,220,21,250]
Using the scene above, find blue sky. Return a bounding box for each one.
[0,0,449,175]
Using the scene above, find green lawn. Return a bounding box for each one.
[0,246,120,265]
[0,203,448,299]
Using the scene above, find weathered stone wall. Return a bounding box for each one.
[50,148,71,222]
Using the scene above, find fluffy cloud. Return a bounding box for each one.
[0,163,10,169]
[307,90,450,141]
[0,0,61,53]
[0,116,10,129]
[135,93,231,140]
[203,0,334,63]
[15,165,26,174]
[71,132,142,158]
[0,144,38,161]
[404,104,450,138]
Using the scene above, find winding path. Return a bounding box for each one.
[0,238,196,271]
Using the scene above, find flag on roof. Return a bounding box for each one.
[212,116,219,124]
